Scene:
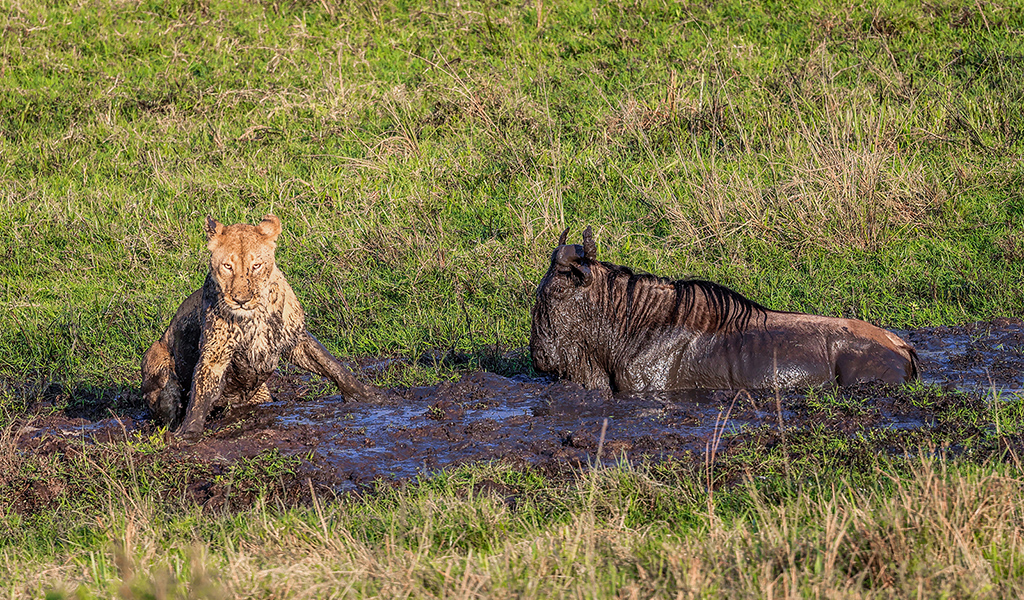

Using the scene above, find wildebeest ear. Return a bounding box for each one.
[204,216,224,240]
[557,227,569,246]
[575,262,593,288]
[257,214,282,243]
[582,226,597,260]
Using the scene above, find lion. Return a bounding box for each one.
[141,214,380,436]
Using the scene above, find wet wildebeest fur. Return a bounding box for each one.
[530,228,919,391]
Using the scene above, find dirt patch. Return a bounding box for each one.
[5,319,1024,512]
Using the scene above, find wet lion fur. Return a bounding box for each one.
[530,227,919,392]
[141,215,380,435]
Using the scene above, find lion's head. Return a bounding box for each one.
[205,214,282,313]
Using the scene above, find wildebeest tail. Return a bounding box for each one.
[885,330,920,381]
[906,344,920,380]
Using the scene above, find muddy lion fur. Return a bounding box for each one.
[530,227,919,392]
[141,215,380,435]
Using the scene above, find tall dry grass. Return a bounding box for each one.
[4,454,1021,599]
[607,42,947,257]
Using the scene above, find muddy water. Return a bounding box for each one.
[15,319,1024,495]
[250,376,771,490]
[896,317,1024,395]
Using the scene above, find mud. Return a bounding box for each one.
[7,319,1024,510]
[895,317,1024,394]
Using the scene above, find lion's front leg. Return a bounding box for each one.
[178,329,233,436]
[286,331,382,401]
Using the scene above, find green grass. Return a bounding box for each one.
[1,0,1023,393]
[5,440,1024,598]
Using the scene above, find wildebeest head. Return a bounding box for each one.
[530,227,600,376]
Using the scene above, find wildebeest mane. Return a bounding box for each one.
[598,261,769,332]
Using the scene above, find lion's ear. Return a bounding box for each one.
[257,214,282,243]
[205,216,224,242]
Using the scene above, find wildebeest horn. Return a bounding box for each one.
[557,227,569,246]
[582,226,597,260]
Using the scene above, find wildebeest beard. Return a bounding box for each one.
[530,227,918,392]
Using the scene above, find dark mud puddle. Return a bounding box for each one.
[896,317,1024,394]
[12,318,1024,497]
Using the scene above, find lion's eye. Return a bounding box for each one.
[222,263,233,272]
[252,263,263,271]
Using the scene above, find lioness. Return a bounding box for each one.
[142,214,380,435]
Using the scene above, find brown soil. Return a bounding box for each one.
[5,319,1024,513]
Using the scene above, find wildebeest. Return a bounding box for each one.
[530,227,918,391]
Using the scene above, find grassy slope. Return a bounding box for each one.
[1,0,1023,392]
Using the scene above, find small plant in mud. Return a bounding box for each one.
[215,449,301,499]
[895,379,944,407]
[985,389,1024,436]
[426,402,448,420]
[222,449,299,482]
[802,385,872,417]
[474,345,534,378]
[122,429,170,456]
